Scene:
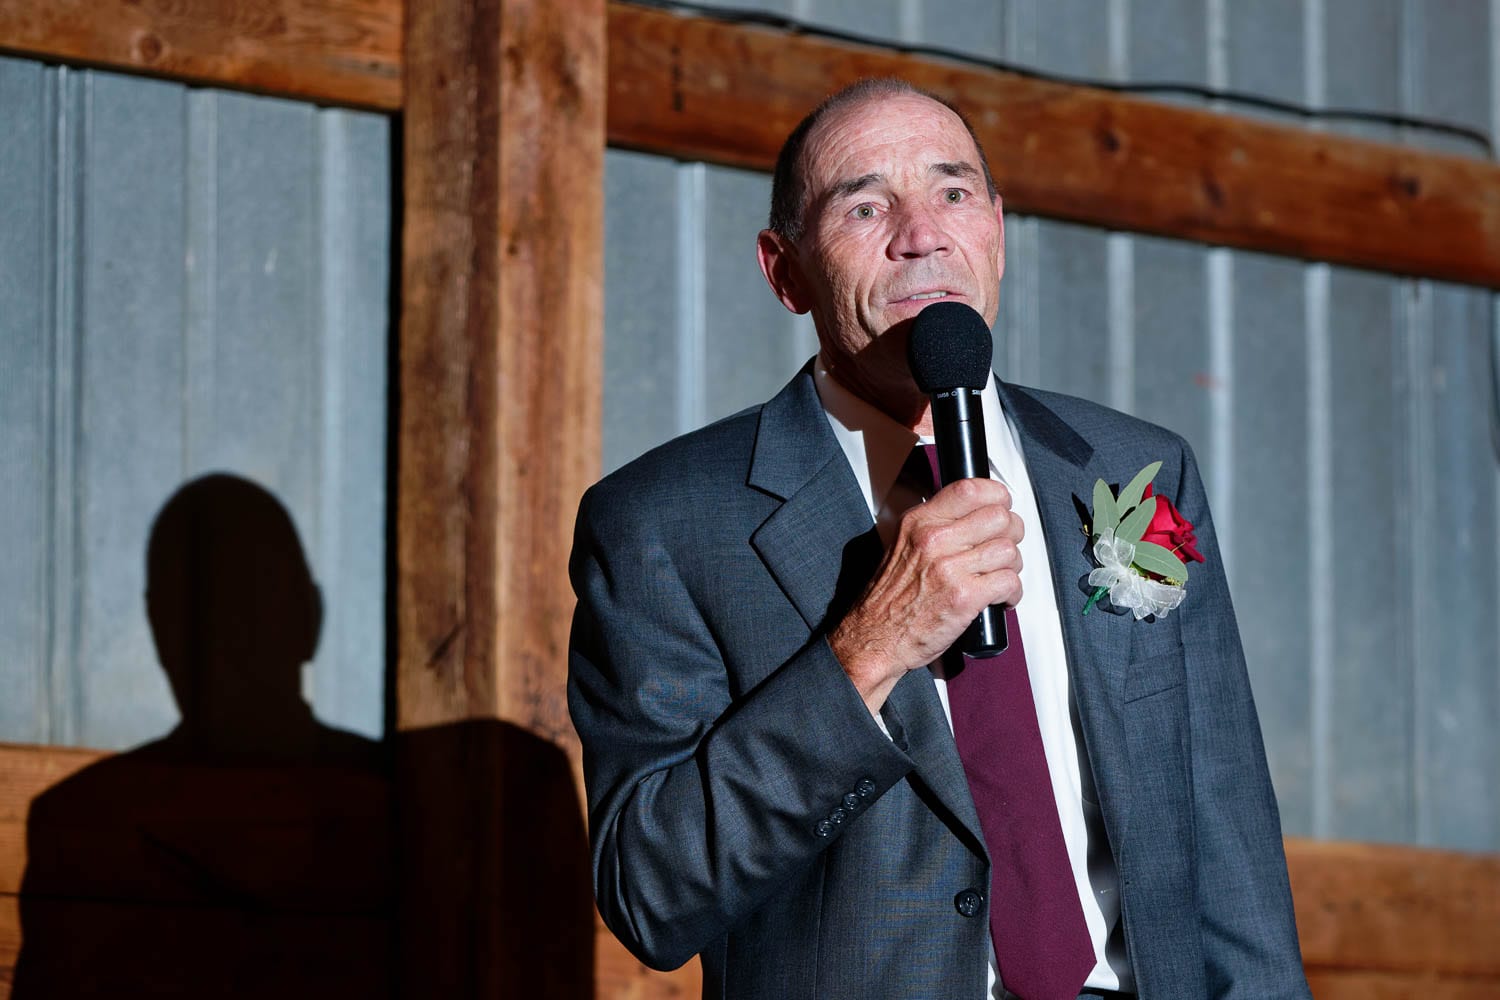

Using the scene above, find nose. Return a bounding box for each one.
[887,202,951,260]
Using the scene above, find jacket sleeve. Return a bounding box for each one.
[566,483,916,971]
[1173,444,1312,1000]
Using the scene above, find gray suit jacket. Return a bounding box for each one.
[568,366,1309,1000]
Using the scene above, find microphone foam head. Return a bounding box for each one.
[907,301,994,393]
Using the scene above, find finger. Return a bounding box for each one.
[922,476,1012,516]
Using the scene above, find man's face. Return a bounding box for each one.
[758,93,1005,414]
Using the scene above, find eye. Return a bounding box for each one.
[850,203,877,220]
[943,189,966,204]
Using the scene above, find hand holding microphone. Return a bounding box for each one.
[829,302,1022,712]
[906,301,1010,658]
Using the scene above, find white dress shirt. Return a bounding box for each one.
[813,363,1133,998]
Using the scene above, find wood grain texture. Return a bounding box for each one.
[606,3,1500,288]
[395,0,607,994]
[0,742,393,1000]
[396,0,602,742]
[6,3,1500,286]
[1304,969,1500,1000]
[0,0,400,109]
[1286,837,1500,978]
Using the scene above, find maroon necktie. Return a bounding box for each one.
[905,444,1094,1000]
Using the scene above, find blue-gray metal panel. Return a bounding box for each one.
[1407,0,1490,156]
[1020,11,1112,401]
[1022,0,1112,78]
[905,0,1006,62]
[693,0,795,13]
[73,72,187,748]
[998,214,1040,386]
[1031,220,1111,402]
[1415,285,1499,849]
[197,92,321,501]
[603,150,684,473]
[1326,267,1412,843]
[309,109,392,739]
[0,62,391,749]
[1225,0,1306,106]
[798,0,902,41]
[1131,235,1211,460]
[1322,0,1402,142]
[1129,0,1207,85]
[702,165,810,423]
[45,68,86,748]
[1227,252,1313,835]
[0,58,53,743]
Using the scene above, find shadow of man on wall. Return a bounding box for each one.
[11,474,392,998]
[11,472,595,998]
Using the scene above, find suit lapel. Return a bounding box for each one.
[747,368,988,854]
[747,370,878,632]
[998,381,1135,847]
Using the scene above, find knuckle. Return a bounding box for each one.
[946,478,987,507]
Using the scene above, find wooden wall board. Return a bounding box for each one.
[395,0,605,994]
[0,0,400,109]
[1286,837,1500,979]
[5,2,1500,285]
[605,4,1500,289]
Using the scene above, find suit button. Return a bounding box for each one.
[814,819,833,838]
[842,792,860,809]
[829,807,847,826]
[954,888,984,918]
[856,777,876,797]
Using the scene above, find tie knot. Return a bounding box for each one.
[900,443,942,498]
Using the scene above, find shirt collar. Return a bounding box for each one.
[813,358,1009,521]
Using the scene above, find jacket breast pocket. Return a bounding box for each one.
[1122,646,1187,703]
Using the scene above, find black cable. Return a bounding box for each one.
[623,0,1495,158]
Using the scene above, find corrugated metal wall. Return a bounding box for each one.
[602,0,1500,851]
[2,1,1495,852]
[0,60,391,746]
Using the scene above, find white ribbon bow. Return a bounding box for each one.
[1088,530,1186,621]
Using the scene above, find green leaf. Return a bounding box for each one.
[1132,540,1189,583]
[1090,478,1118,536]
[1116,495,1157,545]
[1116,461,1162,517]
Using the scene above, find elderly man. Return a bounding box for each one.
[568,79,1309,1000]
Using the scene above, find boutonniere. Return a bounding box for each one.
[1082,461,1206,620]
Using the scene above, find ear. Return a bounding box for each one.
[993,194,1007,284]
[757,229,813,314]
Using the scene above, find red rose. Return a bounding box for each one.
[1141,484,1205,564]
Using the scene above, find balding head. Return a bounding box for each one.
[767,79,998,242]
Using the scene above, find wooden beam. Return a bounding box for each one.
[7,2,1500,286]
[0,0,400,110]
[1286,837,1500,980]
[395,0,608,994]
[606,3,1500,289]
[0,742,393,999]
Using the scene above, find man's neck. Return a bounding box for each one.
[819,353,934,436]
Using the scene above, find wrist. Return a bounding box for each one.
[827,621,901,715]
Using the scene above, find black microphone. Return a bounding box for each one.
[907,301,1008,658]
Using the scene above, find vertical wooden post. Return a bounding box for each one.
[397,0,603,994]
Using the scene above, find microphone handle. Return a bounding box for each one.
[930,388,1009,658]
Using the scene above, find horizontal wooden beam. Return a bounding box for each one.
[0,0,401,110]
[1286,837,1500,981]
[606,3,1500,289]
[7,2,1500,285]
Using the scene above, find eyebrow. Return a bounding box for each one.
[829,172,883,199]
[932,161,983,182]
[826,162,983,201]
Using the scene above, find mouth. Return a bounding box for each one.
[892,289,958,304]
